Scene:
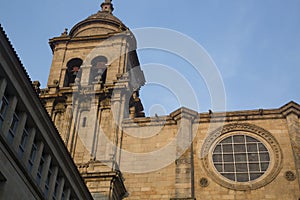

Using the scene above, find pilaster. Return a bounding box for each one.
[171,107,197,199]
[283,105,300,188]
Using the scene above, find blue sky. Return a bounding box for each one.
[1,0,300,116]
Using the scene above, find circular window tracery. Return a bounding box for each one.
[201,123,283,190]
[212,135,270,182]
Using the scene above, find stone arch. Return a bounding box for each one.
[89,56,108,86]
[65,58,83,86]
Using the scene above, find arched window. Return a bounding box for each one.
[65,58,83,86]
[90,56,108,86]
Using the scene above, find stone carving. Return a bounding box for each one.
[61,28,68,36]
[53,79,59,87]
[32,80,41,94]
[199,178,209,187]
[285,171,296,181]
[100,98,111,109]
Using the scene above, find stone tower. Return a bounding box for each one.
[40,1,145,198]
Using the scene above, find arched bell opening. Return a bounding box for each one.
[65,58,83,86]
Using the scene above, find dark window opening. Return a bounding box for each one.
[0,94,9,128]
[90,56,108,86]
[8,112,19,144]
[28,140,37,172]
[82,117,87,127]
[18,125,29,157]
[53,178,60,200]
[44,164,53,197]
[65,58,83,86]
[36,152,45,184]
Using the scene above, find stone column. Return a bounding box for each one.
[111,88,123,169]
[63,103,73,146]
[80,64,92,86]
[59,68,67,87]
[90,96,99,158]
[68,97,80,156]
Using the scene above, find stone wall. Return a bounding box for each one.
[120,104,300,200]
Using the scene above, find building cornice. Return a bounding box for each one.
[122,101,300,127]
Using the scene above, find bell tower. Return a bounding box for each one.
[40,1,145,198]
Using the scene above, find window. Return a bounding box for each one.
[201,123,283,190]
[28,140,37,171]
[90,56,108,85]
[53,178,60,200]
[37,152,45,184]
[212,135,270,182]
[61,191,65,200]
[0,95,9,128]
[61,186,68,200]
[82,117,87,127]
[44,166,52,197]
[18,126,29,157]
[7,113,19,144]
[65,58,83,86]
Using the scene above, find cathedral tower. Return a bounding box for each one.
[40,1,145,198]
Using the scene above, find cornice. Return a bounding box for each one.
[122,102,300,127]
[169,107,198,121]
[279,101,300,117]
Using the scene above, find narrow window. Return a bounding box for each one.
[18,125,29,157]
[28,140,37,172]
[44,165,52,197]
[36,152,45,184]
[82,117,87,127]
[7,113,19,144]
[61,191,65,200]
[61,186,67,200]
[0,95,9,128]
[53,178,60,200]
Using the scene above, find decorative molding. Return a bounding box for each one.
[200,123,283,191]
[280,101,300,117]
[170,107,198,121]
[285,171,296,181]
[199,178,209,187]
